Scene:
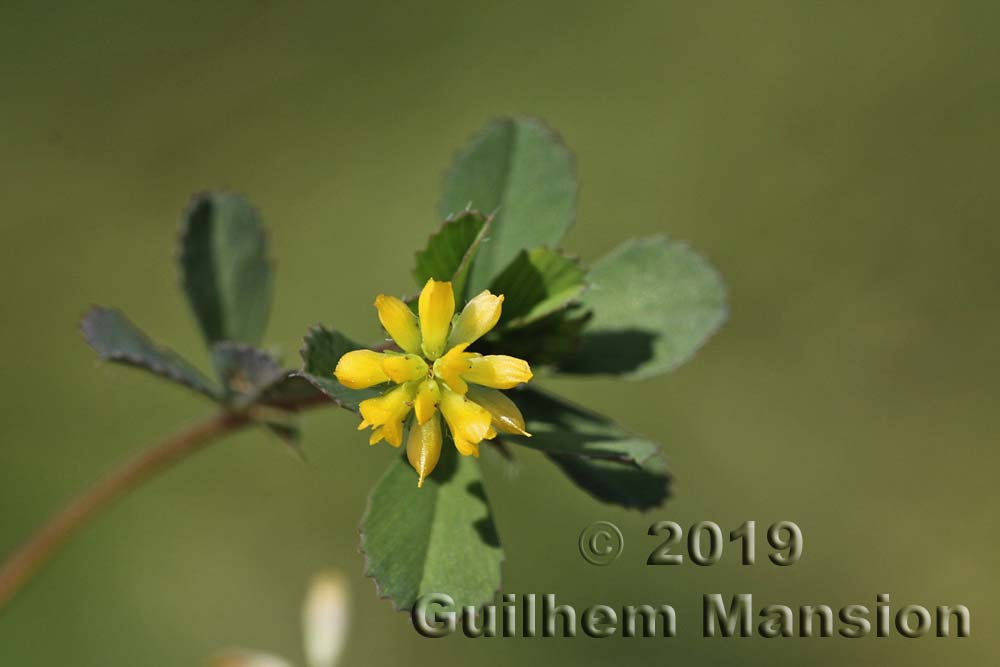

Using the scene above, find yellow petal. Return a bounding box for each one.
[439,386,492,457]
[334,350,390,389]
[432,343,474,394]
[374,294,422,355]
[418,279,455,360]
[453,437,480,457]
[406,413,442,488]
[378,420,405,447]
[448,290,504,348]
[413,378,441,425]
[465,385,531,437]
[463,355,533,389]
[358,383,416,447]
[381,353,428,384]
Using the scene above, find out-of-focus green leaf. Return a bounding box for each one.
[440,118,576,294]
[360,451,502,611]
[180,192,273,346]
[211,342,285,405]
[559,236,726,379]
[413,211,491,301]
[489,247,585,327]
[81,306,220,399]
[505,386,671,510]
[296,326,381,412]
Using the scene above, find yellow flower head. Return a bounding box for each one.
[333,278,533,487]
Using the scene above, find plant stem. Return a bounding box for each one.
[0,410,254,612]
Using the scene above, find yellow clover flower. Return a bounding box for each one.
[334,278,533,486]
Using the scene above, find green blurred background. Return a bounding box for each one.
[1,1,997,664]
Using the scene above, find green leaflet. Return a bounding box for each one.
[560,236,727,379]
[489,247,585,328]
[80,306,220,399]
[412,210,491,301]
[361,451,503,611]
[505,386,671,510]
[180,192,274,346]
[440,118,577,294]
[545,454,671,511]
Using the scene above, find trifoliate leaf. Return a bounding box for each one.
[440,118,576,294]
[361,451,503,611]
[505,386,671,510]
[559,236,726,379]
[295,325,381,412]
[180,192,273,346]
[81,306,220,399]
[489,247,585,327]
[413,210,491,301]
